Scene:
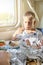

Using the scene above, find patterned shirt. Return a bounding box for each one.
[16,29,42,46]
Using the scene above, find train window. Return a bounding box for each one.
[0,0,17,27]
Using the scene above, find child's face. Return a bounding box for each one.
[23,14,36,30]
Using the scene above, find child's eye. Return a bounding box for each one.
[25,21,27,23]
[30,18,32,21]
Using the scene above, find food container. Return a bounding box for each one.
[0,40,5,46]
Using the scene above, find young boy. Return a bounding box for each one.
[11,11,43,65]
[12,11,43,49]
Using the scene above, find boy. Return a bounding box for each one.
[11,11,43,65]
[12,11,43,49]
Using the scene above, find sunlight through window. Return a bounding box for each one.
[0,0,16,26]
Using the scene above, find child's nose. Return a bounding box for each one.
[28,22,31,25]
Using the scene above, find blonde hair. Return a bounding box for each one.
[24,11,35,17]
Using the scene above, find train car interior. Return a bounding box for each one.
[0,0,43,65]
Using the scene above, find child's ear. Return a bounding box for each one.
[32,20,36,28]
[34,21,36,25]
[33,18,36,25]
